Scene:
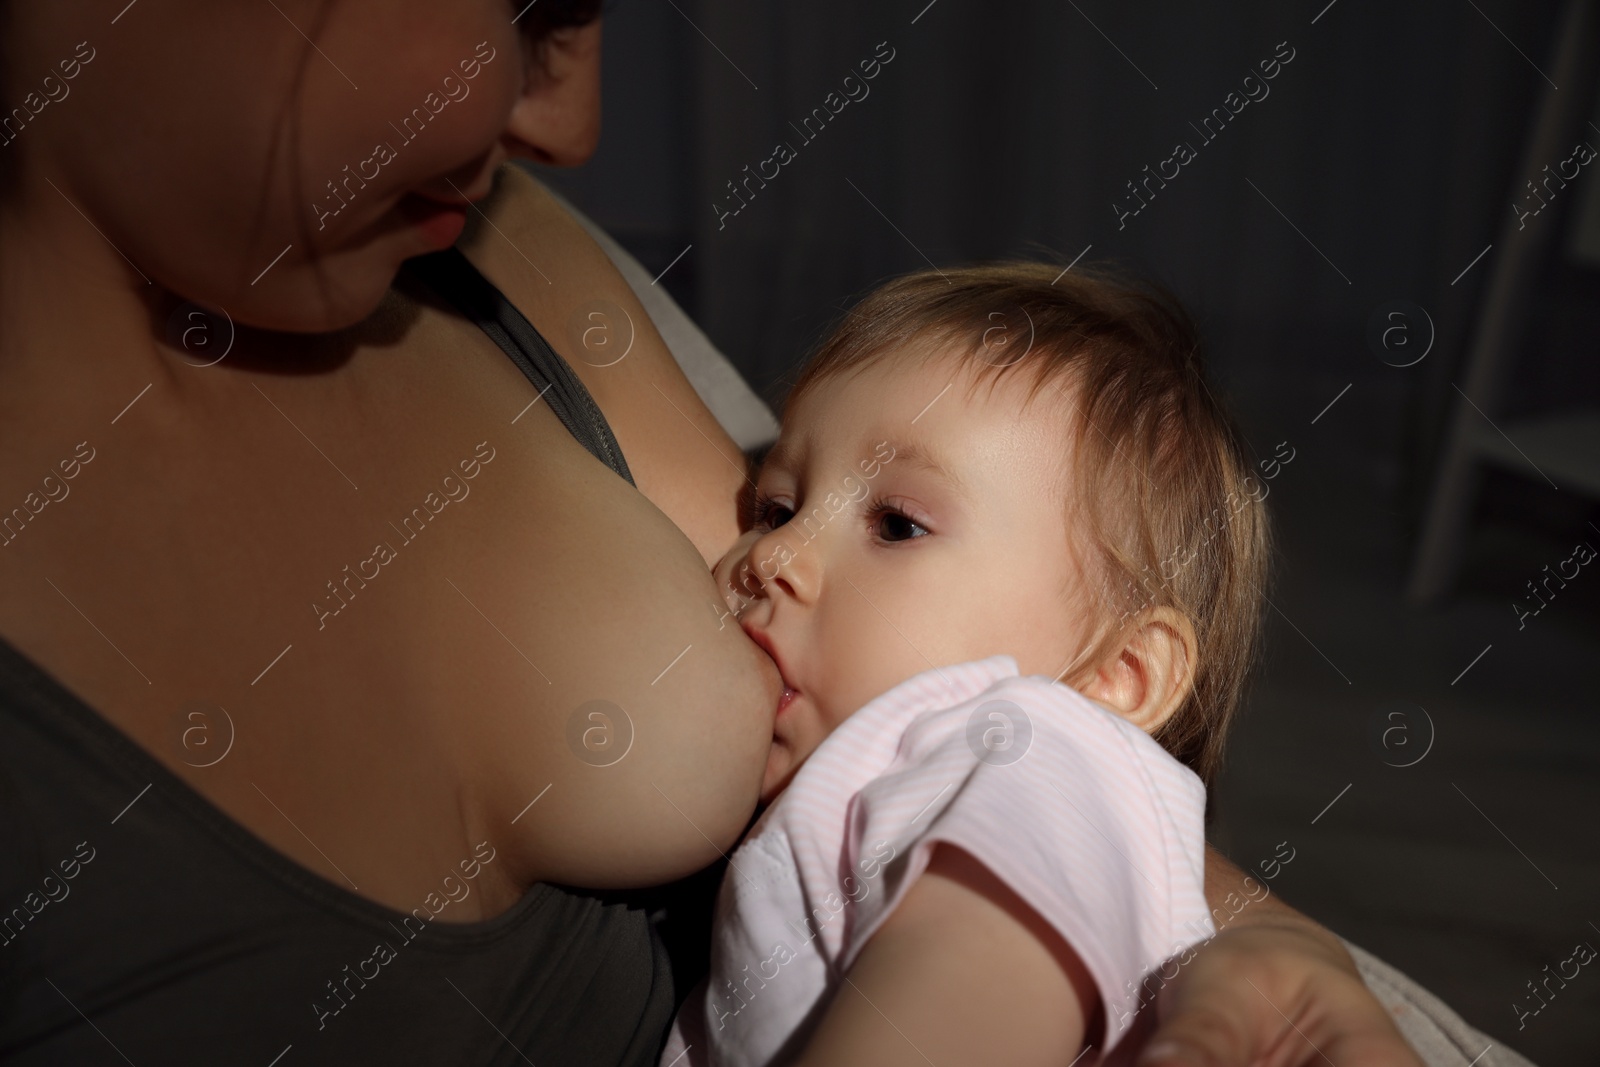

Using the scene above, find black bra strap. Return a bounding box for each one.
[404,246,635,487]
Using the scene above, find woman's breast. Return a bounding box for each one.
[0,299,781,920]
[303,302,784,895]
[378,377,785,891]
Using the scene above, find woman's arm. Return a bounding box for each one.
[1138,847,1423,1067]
[794,844,1098,1067]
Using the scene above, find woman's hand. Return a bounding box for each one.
[1134,847,1423,1067]
[1137,921,1423,1067]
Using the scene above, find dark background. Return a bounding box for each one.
[536,1,1600,1061]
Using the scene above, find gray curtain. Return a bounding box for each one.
[547,0,1579,482]
[685,0,1558,397]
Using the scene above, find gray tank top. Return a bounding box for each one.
[0,247,707,1065]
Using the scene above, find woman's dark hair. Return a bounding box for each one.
[520,0,606,45]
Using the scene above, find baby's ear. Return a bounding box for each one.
[1079,607,1196,734]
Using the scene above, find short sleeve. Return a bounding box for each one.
[833,676,1213,1052]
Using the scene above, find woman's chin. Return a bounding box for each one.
[222,229,437,335]
[191,274,386,337]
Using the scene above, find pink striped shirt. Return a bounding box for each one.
[661,655,1213,1066]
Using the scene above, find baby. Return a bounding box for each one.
[660,262,1272,1067]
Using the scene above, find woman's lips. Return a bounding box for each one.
[396,193,469,248]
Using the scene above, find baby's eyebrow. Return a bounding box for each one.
[877,438,972,501]
[763,435,972,501]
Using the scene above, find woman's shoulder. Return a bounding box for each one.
[449,162,751,563]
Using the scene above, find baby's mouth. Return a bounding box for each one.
[740,621,799,716]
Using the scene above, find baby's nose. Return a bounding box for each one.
[714,529,767,614]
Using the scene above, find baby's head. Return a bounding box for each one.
[718,263,1271,802]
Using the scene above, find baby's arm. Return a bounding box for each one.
[792,843,1100,1067]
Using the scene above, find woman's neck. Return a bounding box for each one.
[0,167,395,460]
[0,170,187,438]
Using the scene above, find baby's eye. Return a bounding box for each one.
[872,507,929,543]
[748,491,794,531]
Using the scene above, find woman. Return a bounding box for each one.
[0,1,1419,1063]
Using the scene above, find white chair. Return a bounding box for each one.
[1408,0,1600,604]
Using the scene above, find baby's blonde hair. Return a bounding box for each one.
[785,262,1272,788]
